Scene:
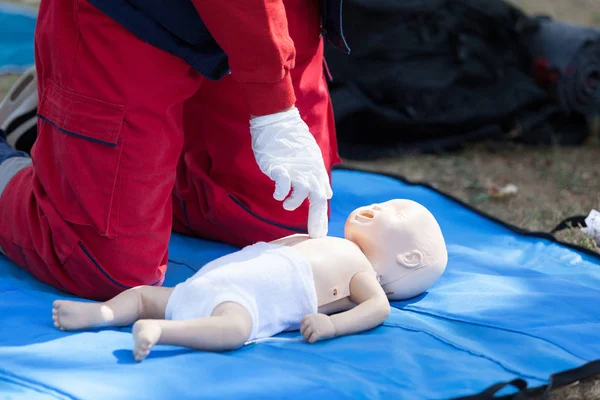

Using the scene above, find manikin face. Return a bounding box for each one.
[344,199,448,300]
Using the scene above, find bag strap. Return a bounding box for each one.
[453,360,600,400]
[452,379,528,399]
[551,215,588,233]
[540,360,600,399]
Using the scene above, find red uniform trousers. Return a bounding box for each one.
[0,0,340,300]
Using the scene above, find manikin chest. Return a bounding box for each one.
[303,242,374,308]
[273,235,374,311]
[311,261,356,306]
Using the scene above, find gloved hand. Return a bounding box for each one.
[250,106,332,238]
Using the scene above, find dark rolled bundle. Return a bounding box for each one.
[525,16,600,115]
[557,41,600,115]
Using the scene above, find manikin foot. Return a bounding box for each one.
[132,320,162,362]
[52,300,113,331]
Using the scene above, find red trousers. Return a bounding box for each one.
[0,0,340,300]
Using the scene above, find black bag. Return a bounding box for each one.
[325,0,590,160]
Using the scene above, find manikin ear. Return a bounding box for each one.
[396,250,423,269]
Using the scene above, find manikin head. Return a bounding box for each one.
[344,199,448,300]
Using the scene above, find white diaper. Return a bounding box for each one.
[165,242,318,341]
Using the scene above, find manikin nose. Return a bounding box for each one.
[359,210,374,219]
[354,208,375,222]
[354,204,384,221]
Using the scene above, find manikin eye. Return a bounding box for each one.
[395,211,408,221]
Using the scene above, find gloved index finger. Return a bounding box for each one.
[307,195,328,238]
[324,179,333,199]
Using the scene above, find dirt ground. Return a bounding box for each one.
[0,0,599,399]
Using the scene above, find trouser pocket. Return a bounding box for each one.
[34,80,125,239]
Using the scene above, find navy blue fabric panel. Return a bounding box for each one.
[86,0,349,80]
[125,0,206,45]
[87,0,229,80]
[1,169,599,400]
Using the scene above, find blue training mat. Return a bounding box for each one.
[1,168,599,400]
[0,3,36,74]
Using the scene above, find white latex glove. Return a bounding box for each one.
[250,106,332,238]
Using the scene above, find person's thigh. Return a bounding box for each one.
[0,0,201,300]
[172,0,341,246]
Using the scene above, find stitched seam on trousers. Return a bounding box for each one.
[228,194,308,233]
[78,242,164,288]
[182,198,254,244]
[104,119,124,238]
[16,245,27,267]
[182,199,193,230]
[78,242,130,289]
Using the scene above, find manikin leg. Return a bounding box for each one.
[52,286,173,331]
[53,289,253,362]
[132,302,252,362]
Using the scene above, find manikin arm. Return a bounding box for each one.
[300,271,391,343]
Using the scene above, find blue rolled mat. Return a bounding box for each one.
[525,16,600,115]
[1,168,599,400]
[0,3,36,74]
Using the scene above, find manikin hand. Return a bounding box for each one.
[250,106,333,238]
[300,313,336,343]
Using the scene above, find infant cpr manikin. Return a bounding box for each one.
[51,199,448,362]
